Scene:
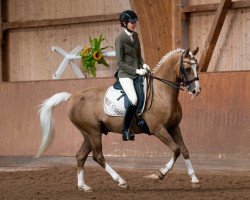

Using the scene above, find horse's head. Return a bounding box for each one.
[178,48,201,97]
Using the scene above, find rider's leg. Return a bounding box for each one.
[119,78,138,141]
[133,76,151,135]
[135,115,151,134]
[119,78,138,106]
[122,102,136,140]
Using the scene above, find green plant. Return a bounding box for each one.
[79,34,110,77]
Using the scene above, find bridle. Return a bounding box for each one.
[145,51,199,110]
[149,51,199,90]
[179,53,199,87]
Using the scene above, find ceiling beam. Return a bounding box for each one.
[172,0,182,49]
[199,0,232,72]
[130,0,173,67]
[182,0,250,13]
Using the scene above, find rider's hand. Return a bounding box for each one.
[136,68,147,76]
[143,64,150,71]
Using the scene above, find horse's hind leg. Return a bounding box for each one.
[169,126,200,186]
[88,131,128,189]
[76,135,92,192]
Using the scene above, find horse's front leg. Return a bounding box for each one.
[169,126,200,187]
[150,126,181,180]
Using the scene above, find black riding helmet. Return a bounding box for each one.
[119,10,138,28]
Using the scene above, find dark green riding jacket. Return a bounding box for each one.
[115,30,144,79]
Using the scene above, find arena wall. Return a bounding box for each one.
[0,71,249,159]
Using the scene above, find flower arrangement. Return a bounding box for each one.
[79,34,110,77]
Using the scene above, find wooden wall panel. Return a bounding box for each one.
[187,4,250,71]
[7,22,120,81]
[0,72,249,158]
[7,0,130,21]
[3,0,130,81]
[3,0,250,80]
[189,0,215,5]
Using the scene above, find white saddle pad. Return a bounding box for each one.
[104,78,147,117]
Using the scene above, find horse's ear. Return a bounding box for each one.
[192,47,199,56]
[184,48,190,58]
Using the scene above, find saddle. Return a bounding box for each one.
[104,76,147,117]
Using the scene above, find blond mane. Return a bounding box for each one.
[152,49,184,73]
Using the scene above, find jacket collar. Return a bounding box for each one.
[122,29,135,45]
[124,29,134,37]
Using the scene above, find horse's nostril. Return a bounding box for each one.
[192,90,196,94]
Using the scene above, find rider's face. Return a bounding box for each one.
[127,21,136,32]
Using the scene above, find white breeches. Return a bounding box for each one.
[119,77,138,106]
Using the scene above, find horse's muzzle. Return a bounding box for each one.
[190,87,201,97]
[194,87,201,95]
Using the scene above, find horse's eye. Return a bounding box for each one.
[185,68,191,72]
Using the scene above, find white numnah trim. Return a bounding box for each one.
[36,92,72,157]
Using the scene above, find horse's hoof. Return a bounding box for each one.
[78,185,93,192]
[192,182,201,189]
[143,173,159,180]
[158,171,165,180]
[119,182,128,189]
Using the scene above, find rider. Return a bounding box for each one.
[115,10,151,141]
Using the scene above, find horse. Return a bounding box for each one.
[36,48,201,192]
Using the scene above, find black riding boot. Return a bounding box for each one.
[122,104,137,141]
[136,115,151,135]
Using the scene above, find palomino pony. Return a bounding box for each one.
[37,48,201,192]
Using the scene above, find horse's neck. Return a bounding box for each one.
[153,51,181,80]
[152,54,180,103]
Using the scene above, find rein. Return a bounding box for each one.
[148,74,184,91]
[144,73,183,111]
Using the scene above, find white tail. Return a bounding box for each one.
[36,92,72,157]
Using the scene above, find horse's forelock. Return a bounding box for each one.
[189,51,194,58]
